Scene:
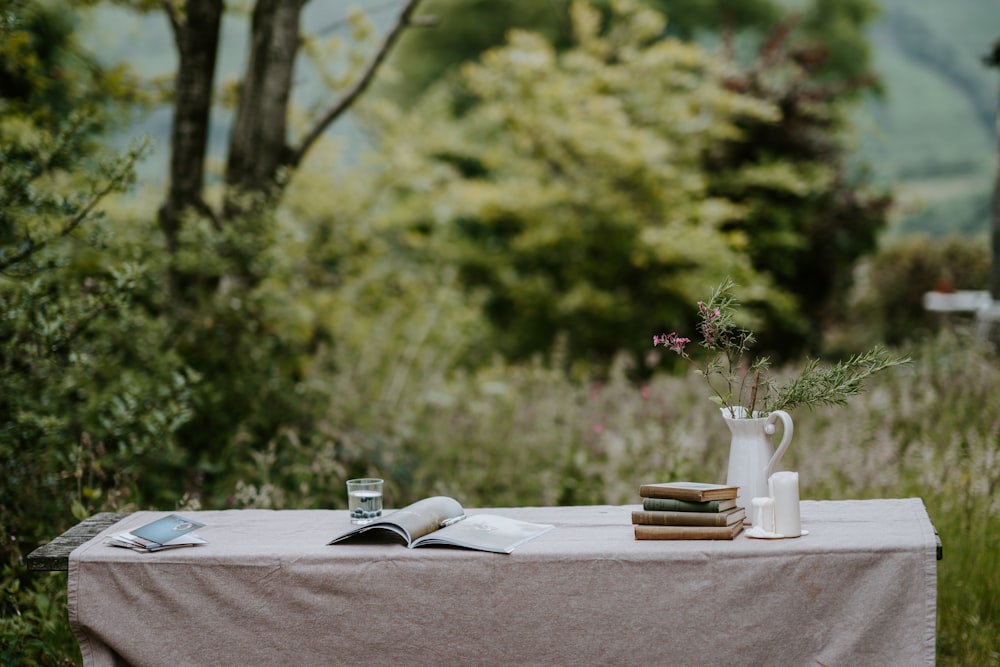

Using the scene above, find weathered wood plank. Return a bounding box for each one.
[27,512,129,572]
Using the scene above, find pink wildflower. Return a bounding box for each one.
[698,321,717,345]
[697,301,721,320]
[653,332,690,357]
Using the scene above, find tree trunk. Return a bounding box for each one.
[157,0,224,302]
[993,84,1000,299]
[223,0,304,218]
[984,39,1000,299]
[158,0,224,254]
[157,0,428,242]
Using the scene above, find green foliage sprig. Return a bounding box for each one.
[654,279,910,416]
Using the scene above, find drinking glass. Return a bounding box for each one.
[346,478,383,525]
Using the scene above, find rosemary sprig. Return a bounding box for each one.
[654,280,911,416]
[769,347,911,412]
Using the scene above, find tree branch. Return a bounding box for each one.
[161,0,180,36]
[315,0,403,37]
[0,158,136,274]
[287,0,431,168]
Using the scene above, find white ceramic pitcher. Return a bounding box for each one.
[722,406,794,521]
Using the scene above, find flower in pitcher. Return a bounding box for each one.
[654,278,910,416]
[652,333,690,356]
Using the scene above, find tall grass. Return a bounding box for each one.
[40,325,997,664]
[250,326,1000,665]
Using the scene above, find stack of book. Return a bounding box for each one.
[632,482,745,540]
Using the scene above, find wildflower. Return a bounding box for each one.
[653,333,691,357]
[653,278,910,416]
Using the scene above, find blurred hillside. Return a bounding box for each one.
[856,0,997,238]
[84,0,997,238]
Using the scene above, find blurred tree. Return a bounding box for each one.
[706,11,891,354]
[374,0,887,358]
[359,1,795,365]
[791,0,881,91]
[377,0,879,105]
[985,37,1000,299]
[141,0,429,292]
[855,234,991,345]
[53,0,436,479]
[358,0,888,364]
[376,0,785,104]
[1,0,192,660]
[0,0,144,128]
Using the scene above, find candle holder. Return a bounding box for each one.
[745,471,809,539]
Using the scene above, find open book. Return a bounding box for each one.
[328,496,554,554]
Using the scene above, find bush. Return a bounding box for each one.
[851,234,991,345]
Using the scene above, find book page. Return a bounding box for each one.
[410,514,554,553]
[328,496,464,546]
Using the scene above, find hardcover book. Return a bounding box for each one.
[641,497,737,513]
[631,506,746,528]
[634,522,744,541]
[329,496,554,554]
[639,482,738,502]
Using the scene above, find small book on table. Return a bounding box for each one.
[106,514,208,552]
[638,481,739,502]
[632,506,746,527]
[634,522,744,540]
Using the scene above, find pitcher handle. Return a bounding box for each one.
[764,410,794,479]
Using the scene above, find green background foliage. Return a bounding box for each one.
[2,0,999,664]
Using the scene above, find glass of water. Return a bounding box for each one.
[346,478,383,525]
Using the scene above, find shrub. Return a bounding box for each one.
[851,234,991,345]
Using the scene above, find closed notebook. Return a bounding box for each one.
[631,506,746,528]
[634,522,744,540]
[638,482,738,502]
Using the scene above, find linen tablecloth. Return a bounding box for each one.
[69,498,937,666]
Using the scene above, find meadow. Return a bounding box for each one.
[15,322,1000,665]
[9,2,998,662]
[223,320,998,665]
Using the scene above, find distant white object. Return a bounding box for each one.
[922,290,993,313]
[974,301,1000,344]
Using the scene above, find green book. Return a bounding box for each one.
[641,497,737,513]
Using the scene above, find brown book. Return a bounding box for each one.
[639,482,738,502]
[631,506,746,528]
[634,522,744,541]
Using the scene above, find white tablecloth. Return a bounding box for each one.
[69,498,937,666]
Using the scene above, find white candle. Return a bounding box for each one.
[769,471,801,537]
[751,496,775,533]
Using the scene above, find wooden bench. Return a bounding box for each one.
[27,509,943,572]
[27,512,128,572]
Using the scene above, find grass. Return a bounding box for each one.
[287,325,1000,665]
[27,326,1000,665]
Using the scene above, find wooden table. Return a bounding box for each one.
[28,513,127,572]
[42,500,940,666]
